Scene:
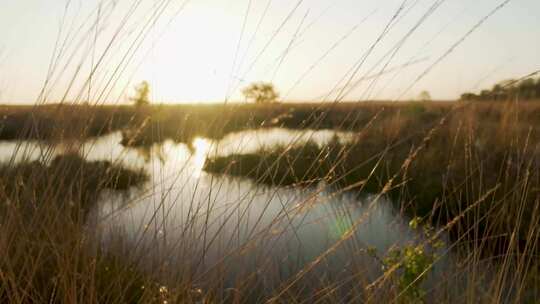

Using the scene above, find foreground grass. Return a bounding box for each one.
[1,101,540,302]
[0,153,155,303]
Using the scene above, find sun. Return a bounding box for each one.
[137,4,243,103]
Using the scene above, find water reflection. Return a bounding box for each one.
[191,138,211,177]
[0,128,355,166]
[0,128,451,294]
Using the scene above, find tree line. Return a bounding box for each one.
[130,81,280,106]
[461,76,540,101]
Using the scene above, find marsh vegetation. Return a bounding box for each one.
[0,100,539,302]
[1,0,540,302]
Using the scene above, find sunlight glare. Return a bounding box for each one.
[191,137,211,177]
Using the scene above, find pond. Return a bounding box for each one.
[1,128,461,299]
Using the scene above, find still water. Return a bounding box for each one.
[1,128,455,296]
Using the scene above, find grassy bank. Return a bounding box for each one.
[0,104,136,141]
[0,153,147,216]
[1,101,454,145]
[0,153,155,303]
[4,100,540,147]
[204,101,540,256]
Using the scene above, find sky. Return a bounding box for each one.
[0,0,539,104]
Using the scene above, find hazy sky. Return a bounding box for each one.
[1,0,539,104]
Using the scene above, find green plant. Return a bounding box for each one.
[381,218,443,304]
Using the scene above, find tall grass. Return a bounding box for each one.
[1,0,539,303]
[1,101,539,302]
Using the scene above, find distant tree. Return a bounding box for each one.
[479,89,492,100]
[517,78,536,99]
[460,93,479,101]
[491,84,507,100]
[242,82,279,104]
[131,81,150,107]
[418,91,432,102]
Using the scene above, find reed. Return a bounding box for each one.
[1,0,539,301]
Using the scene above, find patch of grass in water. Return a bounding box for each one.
[0,153,148,218]
[0,153,156,303]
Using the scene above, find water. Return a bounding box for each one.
[0,129,453,296]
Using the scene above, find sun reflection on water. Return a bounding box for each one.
[191,137,211,177]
